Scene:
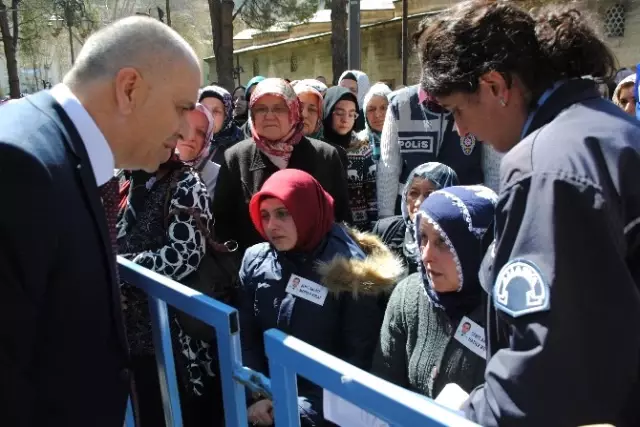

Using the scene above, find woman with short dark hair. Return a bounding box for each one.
[416,1,640,425]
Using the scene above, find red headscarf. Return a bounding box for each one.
[249,169,335,252]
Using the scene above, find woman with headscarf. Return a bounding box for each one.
[372,185,496,400]
[294,83,324,140]
[373,162,459,275]
[198,85,245,165]
[338,70,371,131]
[232,86,248,127]
[176,104,219,199]
[322,86,378,230]
[239,169,403,427]
[297,78,328,97]
[612,74,637,117]
[240,76,267,138]
[356,82,392,162]
[116,131,212,426]
[213,78,350,253]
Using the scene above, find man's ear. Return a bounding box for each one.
[114,67,148,115]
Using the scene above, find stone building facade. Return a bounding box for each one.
[204,0,640,90]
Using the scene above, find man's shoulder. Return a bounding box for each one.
[0,93,67,161]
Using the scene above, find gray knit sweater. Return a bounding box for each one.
[372,273,486,398]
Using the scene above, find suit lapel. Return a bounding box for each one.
[27,92,128,352]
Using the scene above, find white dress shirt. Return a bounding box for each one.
[50,84,115,186]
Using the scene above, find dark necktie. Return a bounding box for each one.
[99,176,120,282]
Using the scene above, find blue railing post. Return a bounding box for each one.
[125,397,135,427]
[148,295,183,426]
[264,329,479,427]
[267,356,300,427]
[214,312,248,427]
[118,257,249,427]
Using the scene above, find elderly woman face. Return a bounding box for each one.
[252,94,292,140]
[419,220,460,293]
[366,95,389,132]
[177,109,208,162]
[339,78,358,96]
[406,177,438,222]
[298,92,320,136]
[201,97,225,134]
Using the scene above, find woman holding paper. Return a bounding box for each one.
[238,169,404,426]
[372,185,496,399]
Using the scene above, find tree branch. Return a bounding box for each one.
[232,0,246,21]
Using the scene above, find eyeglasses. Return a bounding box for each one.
[252,105,290,117]
[333,109,359,120]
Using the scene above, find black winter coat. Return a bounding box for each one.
[213,136,351,253]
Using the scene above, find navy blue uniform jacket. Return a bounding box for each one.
[466,79,640,426]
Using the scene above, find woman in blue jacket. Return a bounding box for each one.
[238,169,404,426]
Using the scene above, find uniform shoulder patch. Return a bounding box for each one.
[493,259,550,317]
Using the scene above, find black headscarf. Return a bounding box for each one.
[322,86,359,148]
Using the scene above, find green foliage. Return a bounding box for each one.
[19,0,52,64]
[241,0,319,31]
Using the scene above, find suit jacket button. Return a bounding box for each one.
[120,368,130,382]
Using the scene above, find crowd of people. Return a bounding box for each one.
[1,1,639,427]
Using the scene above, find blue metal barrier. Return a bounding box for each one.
[119,256,478,427]
[265,330,478,427]
[119,256,247,427]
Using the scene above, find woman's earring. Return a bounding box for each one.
[499,98,507,107]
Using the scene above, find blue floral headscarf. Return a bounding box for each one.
[401,162,459,264]
[415,185,497,320]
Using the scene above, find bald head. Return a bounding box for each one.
[66,16,200,85]
[64,16,204,173]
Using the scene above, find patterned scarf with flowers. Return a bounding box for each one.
[248,78,305,164]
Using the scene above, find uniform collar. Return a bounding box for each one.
[520,79,600,140]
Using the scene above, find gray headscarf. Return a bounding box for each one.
[401,162,459,263]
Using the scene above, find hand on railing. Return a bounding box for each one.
[248,399,274,426]
[234,366,273,400]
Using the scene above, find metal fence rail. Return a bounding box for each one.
[118,256,477,427]
[265,330,479,427]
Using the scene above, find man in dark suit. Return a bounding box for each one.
[0,16,201,427]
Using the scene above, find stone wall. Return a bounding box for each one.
[206,2,640,89]
[208,17,424,89]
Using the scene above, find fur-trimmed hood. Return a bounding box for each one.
[315,226,406,297]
